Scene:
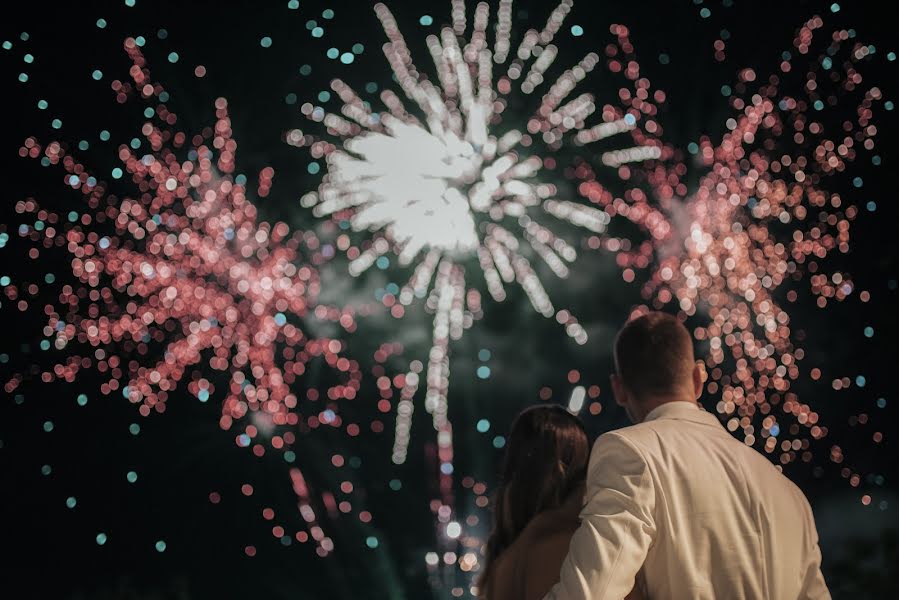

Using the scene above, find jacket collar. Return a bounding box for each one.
[642,401,721,428]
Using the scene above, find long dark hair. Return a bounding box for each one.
[478,404,590,594]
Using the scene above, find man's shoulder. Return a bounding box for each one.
[595,418,676,451]
[595,414,755,464]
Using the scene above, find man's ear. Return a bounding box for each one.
[610,373,627,407]
[692,361,706,400]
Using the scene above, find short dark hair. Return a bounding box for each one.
[613,311,695,399]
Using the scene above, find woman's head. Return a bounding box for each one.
[479,404,590,592]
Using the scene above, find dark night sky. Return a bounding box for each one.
[1,1,897,598]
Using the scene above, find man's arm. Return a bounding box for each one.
[544,432,656,600]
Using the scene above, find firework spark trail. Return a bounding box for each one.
[293,2,667,543]
[6,38,368,555]
[582,16,882,475]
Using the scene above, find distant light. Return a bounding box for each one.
[420,15,433,26]
[476,366,491,379]
[96,533,108,545]
[66,496,77,509]
[167,52,179,63]
[340,52,354,64]
[425,552,439,566]
[476,419,490,433]
[446,521,461,538]
[260,36,273,48]
[571,25,583,37]
[830,3,840,12]
[366,536,379,548]
[127,471,138,483]
[568,385,586,413]
[864,326,874,338]
[478,348,491,361]
[492,436,506,449]
[155,540,167,552]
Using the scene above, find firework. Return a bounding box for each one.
[7,38,368,555]
[293,3,667,535]
[599,15,882,475]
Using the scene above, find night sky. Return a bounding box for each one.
[1,1,897,598]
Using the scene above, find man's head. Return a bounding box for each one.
[611,311,705,423]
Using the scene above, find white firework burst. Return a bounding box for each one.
[292,0,663,518]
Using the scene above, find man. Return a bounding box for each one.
[545,311,830,599]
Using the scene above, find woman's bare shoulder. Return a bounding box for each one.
[526,507,580,541]
[519,516,580,600]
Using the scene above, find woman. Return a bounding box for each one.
[479,405,642,600]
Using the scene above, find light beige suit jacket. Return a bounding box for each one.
[545,401,830,600]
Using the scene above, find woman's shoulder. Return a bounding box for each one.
[515,511,581,600]
[525,506,580,541]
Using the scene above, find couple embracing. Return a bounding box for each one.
[480,312,829,600]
